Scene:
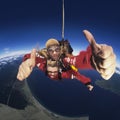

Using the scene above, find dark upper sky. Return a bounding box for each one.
[0,0,120,63]
[0,0,119,25]
[0,0,120,26]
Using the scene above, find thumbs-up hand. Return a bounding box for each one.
[83,30,116,80]
[17,49,36,81]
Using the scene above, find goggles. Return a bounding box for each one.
[47,46,60,54]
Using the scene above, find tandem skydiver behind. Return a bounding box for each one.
[17,30,116,92]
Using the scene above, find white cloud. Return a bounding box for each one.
[3,48,10,51]
[116,62,120,69]
[3,48,10,54]
[115,67,120,75]
[0,50,30,59]
[0,50,31,68]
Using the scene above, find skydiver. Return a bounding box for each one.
[17,30,116,83]
[46,60,94,91]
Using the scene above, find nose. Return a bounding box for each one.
[51,72,55,75]
[53,51,57,54]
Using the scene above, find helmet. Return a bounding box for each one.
[46,38,60,49]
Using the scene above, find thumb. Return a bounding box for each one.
[30,49,36,68]
[83,30,101,54]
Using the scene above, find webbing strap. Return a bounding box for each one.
[62,0,65,40]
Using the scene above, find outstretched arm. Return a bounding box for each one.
[17,49,36,81]
[83,30,116,80]
[75,71,94,91]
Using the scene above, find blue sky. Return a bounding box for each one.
[0,0,120,64]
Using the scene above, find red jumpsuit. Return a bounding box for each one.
[63,46,93,69]
[61,70,91,85]
[23,46,93,85]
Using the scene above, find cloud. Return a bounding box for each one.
[115,67,120,75]
[0,50,31,68]
[3,48,10,54]
[3,48,9,51]
[0,50,30,59]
